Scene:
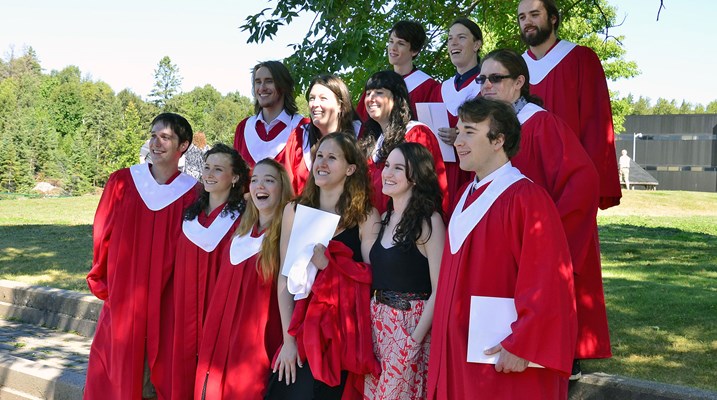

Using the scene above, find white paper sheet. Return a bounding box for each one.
[281,204,341,300]
[467,296,543,368]
[415,102,456,162]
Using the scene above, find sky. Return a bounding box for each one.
[1,0,715,106]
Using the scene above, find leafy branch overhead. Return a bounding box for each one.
[240,0,649,99]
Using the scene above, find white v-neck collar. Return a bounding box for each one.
[229,232,265,265]
[244,110,301,162]
[522,40,577,85]
[129,163,196,211]
[182,207,240,252]
[441,78,482,116]
[517,103,545,125]
[448,163,525,254]
[404,69,431,92]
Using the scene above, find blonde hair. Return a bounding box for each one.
[235,158,294,282]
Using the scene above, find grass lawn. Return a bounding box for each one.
[0,190,716,390]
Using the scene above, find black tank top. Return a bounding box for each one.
[334,224,363,263]
[369,223,431,293]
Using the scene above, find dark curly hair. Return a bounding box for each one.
[383,142,443,249]
[183,143,249,220]
[359,70,413,163]
[298,132,373,230]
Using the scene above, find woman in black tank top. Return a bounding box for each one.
[268,132,380,400]
[364,142,446,399]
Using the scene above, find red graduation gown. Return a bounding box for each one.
[356,69,441,122]
[367,123,450,217]
[429,74,480,207]
[513,106,611,359]
[283,122,312,195]
[524,42,622,209]
[194,228,283,399]
[285,240,380,400]
[427,178,577,400]
[85,167,197,400]
[233,111,304,166]
[171,205,241,399]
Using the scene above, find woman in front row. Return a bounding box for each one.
[364,143,445,400]
[194,158,293,399]
[268,132,381,400]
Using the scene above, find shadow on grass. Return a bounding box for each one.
[0,225,92,292]
[586,223,717,391]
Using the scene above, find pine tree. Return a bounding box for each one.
[149,56,182,109]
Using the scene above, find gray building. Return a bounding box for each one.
[616,114,717,192]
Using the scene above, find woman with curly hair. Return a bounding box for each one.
[360,70,449,217]
[195,158,294,399]
[284,74,360,194]
[172,143,249,399]
[364,142,445,400]
[268,132,381,400]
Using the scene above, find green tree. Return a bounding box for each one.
[652,98,678,115]
[631,96,652,115]
[706,101,717,114]
[678,100,693,114]
[149,56,182,109]
[241,0,639,98]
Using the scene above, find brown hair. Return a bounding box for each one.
[298,132,373,230]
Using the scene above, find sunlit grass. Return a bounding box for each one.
[1,191,716,390]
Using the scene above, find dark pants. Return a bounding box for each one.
[265,362,347,400]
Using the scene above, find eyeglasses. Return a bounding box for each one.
[475,74,514,84]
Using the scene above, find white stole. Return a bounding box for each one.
[404,69,431,92]
[129,163,196,211]
[441,78,482,116]
[517,102,545,125]
[229,232,265,265]
[522,40,577,85]
[244,111,302,162]
[448,163,526,254]
[182,207,239,252]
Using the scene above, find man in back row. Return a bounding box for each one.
[518,0,618,376]
[518,0,621,210]
[233,60,305,167]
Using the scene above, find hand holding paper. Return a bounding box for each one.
[281,205,340,300]
[415,102,456,162]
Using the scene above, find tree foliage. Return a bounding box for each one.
[241,0,640,99]
[149,56,182,109]
[0,47,254,195]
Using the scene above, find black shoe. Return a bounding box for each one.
[569,359,582,380]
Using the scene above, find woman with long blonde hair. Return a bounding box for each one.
[195,158,294,399]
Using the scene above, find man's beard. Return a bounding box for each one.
[520,23,552,47]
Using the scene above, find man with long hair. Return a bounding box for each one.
[233,60,306,167]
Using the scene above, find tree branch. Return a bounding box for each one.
[656,0,665,21]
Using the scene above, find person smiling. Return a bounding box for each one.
[429,17,484,207]
[194,158,293,399]
[171,143,249,399]
[233,61,306,167]
[284,74,360,194]
[518,0,621,211]
[364,142,445,400]
[85,113,198,400]
[268,132,381,400]
[427,98,577,400]
[480,48,610,380]
[355,20,440,123]
[360,70,449,217]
